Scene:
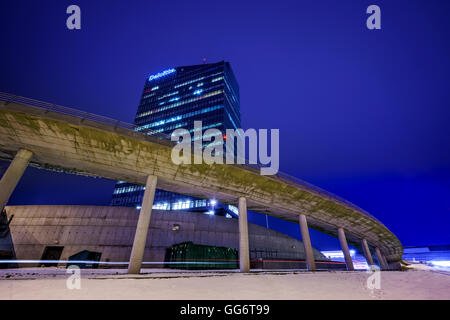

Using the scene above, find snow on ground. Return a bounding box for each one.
[0,267,449,300]
[405,262,450,273]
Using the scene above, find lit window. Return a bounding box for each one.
[228,205,239,215]
[211,76,223,83]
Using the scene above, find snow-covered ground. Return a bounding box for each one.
[0,266,449,300]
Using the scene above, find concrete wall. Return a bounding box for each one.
[0,210,16,268]
[5,205,326,267]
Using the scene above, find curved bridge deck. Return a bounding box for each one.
[0,93,402,263]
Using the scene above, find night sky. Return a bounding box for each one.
[0,0,449,250]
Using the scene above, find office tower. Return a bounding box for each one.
[111,61,241,217]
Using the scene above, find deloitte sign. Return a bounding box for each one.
[148,68,176,81]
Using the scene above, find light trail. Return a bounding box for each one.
[0,259,346,265]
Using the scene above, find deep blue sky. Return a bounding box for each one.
[0,0,449,249]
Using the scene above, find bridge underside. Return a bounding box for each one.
[0,103,403,263]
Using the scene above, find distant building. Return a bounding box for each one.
[320,245,450,271]
[321,250,370,270]
[111,61,241,218]
[402,245,450,269]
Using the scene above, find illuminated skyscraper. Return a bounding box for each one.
[111,61,241,217]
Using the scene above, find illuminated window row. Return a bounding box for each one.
[189,122,223,135]
[170,122,225,141]
[137,89,222,118]
[113,185,145,195]
[189,123,224,141]
[135,90,223,119]
[153,203,170,210]
[136,120,222,137]
[172,200,194,210]
[149,121,188,134]
[152,199,208,211]
[174,72,222,89]
[136,105,223,131]
[142,92,156,99]
[142,82,223,106]
[211,76,223,83]
[142,85,160,97]
[228,205,239,215]
[157,91,179,100]
[174,76,205,89]
[137,115,182,130]
[154,83,221,107]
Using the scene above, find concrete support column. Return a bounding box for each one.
[0,149,33,212]
[128,175,157,274]
[238,197,250,273]
[361,238,374,267]
[299,214,316,271]
[388,260,402,271]
[375,247,388,270]
[382,255,390,270]
[337,227,354,271]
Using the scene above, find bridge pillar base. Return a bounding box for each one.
[375,247,388,270]
[299,214,316,271]
[381,255,390,270]
[128,175,157,274]
[0,149,33,212]
[338,227,354,271]
[238,197,250,273]
[362,238,375,267]
[388,260,402,271]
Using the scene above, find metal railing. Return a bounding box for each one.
[0,92,170,140]
[238,160,381,223]
[0,91,380,224]
[274,171,382,224]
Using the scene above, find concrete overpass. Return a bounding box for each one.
[0,92,402,273]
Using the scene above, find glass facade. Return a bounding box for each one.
[111,61,241,217]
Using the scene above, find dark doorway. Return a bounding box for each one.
[68,250,102,269]
[40,246,64,266]
[0,250,15,269]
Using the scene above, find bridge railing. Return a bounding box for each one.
[275,171,383,224]
[239,160,382,224]
[0,92,170,140]
[0,92,382,224]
